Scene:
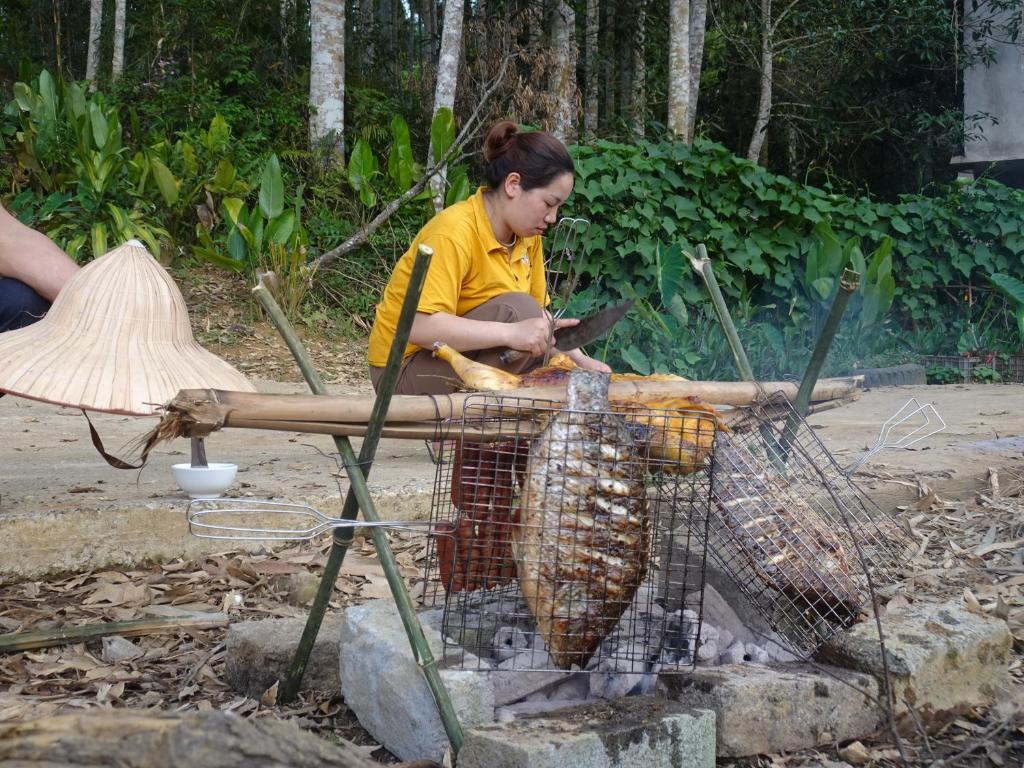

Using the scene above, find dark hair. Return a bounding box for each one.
[482,121,574,191]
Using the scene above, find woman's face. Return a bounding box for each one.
[505,171,574,237]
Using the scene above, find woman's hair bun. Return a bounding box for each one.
[483,120,519,163]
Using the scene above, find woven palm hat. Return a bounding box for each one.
[0,240,255,416]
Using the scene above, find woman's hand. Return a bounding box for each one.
[567,348,612,373]
[504,314,578,357]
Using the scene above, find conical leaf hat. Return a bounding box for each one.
[0,240,255,416]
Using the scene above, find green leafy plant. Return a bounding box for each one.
[193,153,307,280]
[989,273,1024,342]
[972,365,1002,384]
[925,364,961,385]
[4,70,169,260]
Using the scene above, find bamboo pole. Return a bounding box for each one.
[687,244,756,381]
[259,248,466,754]
[0,613,228,654]
[164,376,861,428]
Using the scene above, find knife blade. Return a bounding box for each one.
[552,299,634,350]
[498,299,634,365]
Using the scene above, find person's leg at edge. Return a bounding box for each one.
[0,277,50,333]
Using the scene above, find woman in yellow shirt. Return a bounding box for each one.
[367,120,609,395]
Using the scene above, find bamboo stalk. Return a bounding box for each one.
[688,244,756,381]
[0,613,228,654]
[166,376,861,427]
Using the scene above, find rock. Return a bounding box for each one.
[547,673,590,702]
[745,643,770,664]
[460,697,716,768]
[661,662,881,757]
[491,668,566,706]
[493,626,531,660]
[696,641,718,662]
[101,635,144,663]
[339,600,494,763]
[718,641,747,665]
[838,740,871,765]
[224,616,342,698]
[820,600,1013,713]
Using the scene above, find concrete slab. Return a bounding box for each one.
[819,600,1013,713]
[660,663,880,757]
[459,697,715,768]
[2,383,1023,581]
[0,379,437,583]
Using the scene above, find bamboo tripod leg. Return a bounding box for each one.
[258,247,465,753]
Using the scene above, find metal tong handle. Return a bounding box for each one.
[186,498,439,541]
[498,216,589,366]
[843,397,946,475]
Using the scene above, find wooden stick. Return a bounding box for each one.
[169,377,862,425]
[0,612,229,654]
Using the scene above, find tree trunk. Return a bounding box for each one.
[309,0,346,163]
[359,0,375,74]
[630,0,646,137]
[686,0,707,141]
[549,1,578,143]
[601,1,615,121]
[111,0,126,82]
[280,0,295,71]
[428,0,466,212]
[85,0,103,89]
[747,0,773,163]
[667,0,690,140]
[583,0,599,135]
[0,711,384,768]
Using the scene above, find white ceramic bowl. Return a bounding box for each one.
[172,463,238,499]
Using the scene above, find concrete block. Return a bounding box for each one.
[820,601,1013,712]
[224,616,342,697]
[660,663,880,756]
[460,697,715,768]
[339,600,494,763]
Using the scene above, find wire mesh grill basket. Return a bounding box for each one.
[706,393,911,657]
[421,390,719,676]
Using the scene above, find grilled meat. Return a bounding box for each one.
[712,438,861,619]
[512,370,651,669]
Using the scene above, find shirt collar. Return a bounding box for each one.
[472,186,523,258]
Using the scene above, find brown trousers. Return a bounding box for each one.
[368,292,543,395]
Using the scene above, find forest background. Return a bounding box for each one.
[2,0,1024,381]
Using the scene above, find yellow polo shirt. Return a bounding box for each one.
[367,188,548,367]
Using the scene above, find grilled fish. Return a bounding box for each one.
[512,370,651,669]
[713,438,861,619]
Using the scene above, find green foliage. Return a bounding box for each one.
[972,365,1002,384]
[989,273,1024,341]
[4,70,169,260]
[565,136,1024,376]
[926,365,961,385]
[193,152,307,280]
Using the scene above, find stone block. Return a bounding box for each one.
[459,697,715,768]
[820,601,1013,713]
[660,663,880,756]
[224,616,342,698]
[339,600,495,763]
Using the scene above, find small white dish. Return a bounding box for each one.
[172,462,238,499]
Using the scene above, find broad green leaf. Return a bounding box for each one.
[91,222,107,258]
[206,114,230,153]
[258,154,284,219]
[150,158,179,206]
[347,138,379,201]
[621,345,651,375]
[387,115,414,191]
[430,107,456,166]
[210,159,237,193]
[991,273,1024,305]
[227,226,248,262]
[88,102,108,150]
[811,277,833,301]
[267,210,296,245]
[221,197,244,226]
[38,70,58,124]
[656,243,685,306]
[193,245,245,273]
[445,166,472,206]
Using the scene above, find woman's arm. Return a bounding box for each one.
[410,311,580,358]
[0,205,79,301]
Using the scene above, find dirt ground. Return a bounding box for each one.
[1,268,1023,764]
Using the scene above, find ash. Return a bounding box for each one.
[421,581,797,721]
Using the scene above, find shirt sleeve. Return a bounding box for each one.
[414,234,472,315]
